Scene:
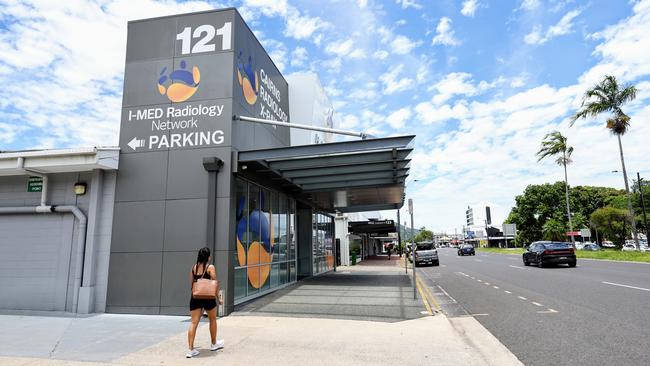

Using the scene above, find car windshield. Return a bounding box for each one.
[462,245,473,249]
[417,243,434,250]
[543,243,571,249]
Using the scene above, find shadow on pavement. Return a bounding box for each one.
[233,260,426,322]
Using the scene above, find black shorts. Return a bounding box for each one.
[189,297,217,311]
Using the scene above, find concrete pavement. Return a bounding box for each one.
[0,259,522,366]
[422,247,650,366]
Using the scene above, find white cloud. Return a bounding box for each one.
[243,0,329,43]
[373,50,390,60]
[396,0,422,9]
[325,39,365,59]
[432,17,460,46]
[339,114,360,129]
[415,102,469,124]
[525,9,582,45]
[290,47,308,67]
[461,0,480,17]
[284,14,329,40]
[390,35,422,54]
[520,0,540,11]
[379,64,414,94]
[429,72,481,104]
[386,107,411,129]
[357,0,369,9]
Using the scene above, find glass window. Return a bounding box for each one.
[289,200,296,260]
[234,179,248,267]
[270,263,279,288]
[279,261,288,285]
[271,191,280,263]
[234,267,247,299]
[260,189,271,291]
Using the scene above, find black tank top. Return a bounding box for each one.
[193,264,211,280]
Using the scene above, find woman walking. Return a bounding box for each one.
[186,247,224,358]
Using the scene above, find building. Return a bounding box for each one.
[0,8,414,316]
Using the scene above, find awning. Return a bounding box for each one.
[348,220,397,234]
[237,135,414,213]
[0,147,120,176]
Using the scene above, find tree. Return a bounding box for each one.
[413,227,433,242]
[542,219,566,241]
[537,131,575,242]
[572,75,639,246]
[505,183,625,245]
[590,207,630,247]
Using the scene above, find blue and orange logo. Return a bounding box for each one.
[236,51,259,105]
[236,193,274,289]
[157,60,200,103]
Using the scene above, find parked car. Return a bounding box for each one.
[622,243,637,251]
[523,241,576,268]
[582,244,600,251]
[414,242,439,266]
[575,242,586,250]
[601,240,616,248]
[457,244,475,256]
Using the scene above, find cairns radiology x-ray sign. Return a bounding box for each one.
[119,9,288,153]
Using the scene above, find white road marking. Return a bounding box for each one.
[437,285,458,303]
[474,259,483,262]
[477,279,483,282]
[470,277,475,280]
[532,302,543,307]
[602,281,650,292]
[509,265,526,269]
[484,282,490,285]
[440,264,447,267]
[472,313,489,316]
[517,296,528,300]
[504,290,512,294]
[537,308,558,314]
[493,286,499,289]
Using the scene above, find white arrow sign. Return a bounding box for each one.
[127,137,145,151]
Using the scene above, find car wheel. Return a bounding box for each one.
[537,259,545,268]
[568,261,576,268]
[434,260,440,266]
[523,258,529,266]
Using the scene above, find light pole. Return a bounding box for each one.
[637,172,649,243]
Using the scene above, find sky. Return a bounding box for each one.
[1,0,650,233]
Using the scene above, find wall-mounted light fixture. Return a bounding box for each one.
[74,182,87,195]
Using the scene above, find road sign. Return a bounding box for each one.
[580,228,591,237]
[566,231,580,236]
[503,223,517,236]
[27,176,43,192]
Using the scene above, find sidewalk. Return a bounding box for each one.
[0,260,522,366]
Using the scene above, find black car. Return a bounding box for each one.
[457,244,475,256]
[523,241,576,268]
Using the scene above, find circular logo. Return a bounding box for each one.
[157,60,200,103]
[237,52,259,105]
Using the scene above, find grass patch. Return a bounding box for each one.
[477,247,650,263]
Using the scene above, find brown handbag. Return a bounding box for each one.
[192,265,219,300]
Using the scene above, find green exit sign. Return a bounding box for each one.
[27,176,43,192]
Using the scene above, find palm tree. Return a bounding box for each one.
[572,75,639,246]
[537,131,575,243]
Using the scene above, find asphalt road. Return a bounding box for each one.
[418,248,650,366]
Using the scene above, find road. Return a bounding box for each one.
[418,248,650,366]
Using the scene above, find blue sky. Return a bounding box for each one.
[1,0,649,232]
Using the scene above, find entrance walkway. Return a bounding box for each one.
[234,257,424,322]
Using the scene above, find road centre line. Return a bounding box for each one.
[472,313,489,316]
[518,296,528,300]
[532,302,544,307]
[509,265,526,269]
[537,309,558,314]
[602,281,650,292]
[484,282,490,285]
[477,279,482,282]
[493,286,499,289]
[504,290,512,294]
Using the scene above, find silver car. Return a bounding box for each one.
[414,242,439,266]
